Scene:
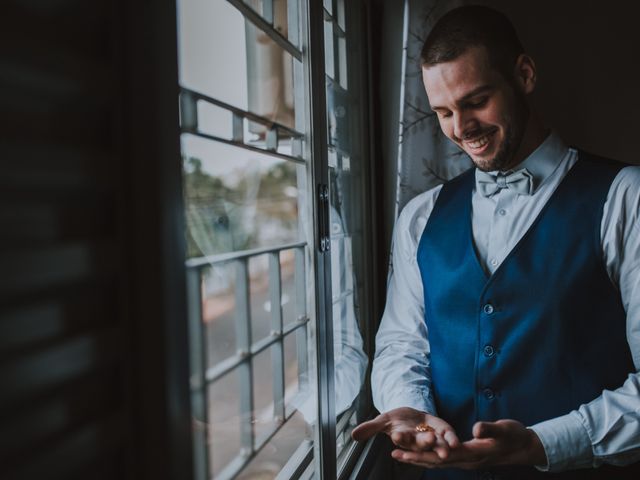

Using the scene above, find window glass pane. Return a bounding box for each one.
[283,328,300,402]
[252,346,277,442]
[324,1,371,465]
[243,0,295,43]
[203,264,237,367]
[178,0,320,478]
[182,135,301,256]
[236,412,311,480]
[208,370,242,477]
[179,0,249,109]
[280,249,297,325]
[179,0,298,131]
[248,255,271,343]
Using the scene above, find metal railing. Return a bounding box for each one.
[188,241,310,480]
[179,87,305,165]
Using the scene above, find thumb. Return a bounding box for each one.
[351,414,389,442]
[472,421,504,439]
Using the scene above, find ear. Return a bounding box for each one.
[513,54,537,94]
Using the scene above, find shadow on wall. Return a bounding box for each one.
[477,0,640,166]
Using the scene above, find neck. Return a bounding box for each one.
[505,109,547,170]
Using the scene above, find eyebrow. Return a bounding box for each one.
[430,84,494,111]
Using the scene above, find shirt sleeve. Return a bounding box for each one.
[530,165,640,471]
[371,188,441,414]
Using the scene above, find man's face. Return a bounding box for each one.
[422,46,528,172]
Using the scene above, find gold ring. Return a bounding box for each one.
[415,423,434,433]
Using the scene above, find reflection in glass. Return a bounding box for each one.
[182,135,300,257]
[179,0,316,476]
[324,0,371,456]
[179,0,297,130]
[330,207,367,416]
[245,20,295,134]
[291,204,368,422]
[208,370,242,477]
[202,264,238,367]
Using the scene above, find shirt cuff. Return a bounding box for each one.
[529,411,594,472]
[374,389,436,416]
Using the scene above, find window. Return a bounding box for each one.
[177,0,375,478]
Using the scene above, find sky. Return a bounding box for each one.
[177,0,295,180]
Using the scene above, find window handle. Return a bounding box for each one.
[318,184,330,252]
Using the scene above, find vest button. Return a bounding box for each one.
[483,388,495,399]
[483,303,494,314]
[483,345,496,357]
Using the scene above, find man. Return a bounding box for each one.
[352,5,640,479]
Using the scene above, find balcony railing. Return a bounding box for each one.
[187,241,311,480]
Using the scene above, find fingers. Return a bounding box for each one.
[391,448,443,467]
[393,430,451,458]
[443,428,461,448]
[393,451,483,470]
[472,419,522,440]
[352,409,461,458]
[473,421,504,439]
[390,429,419,449]
[351,414,389,441]
[426,415,460,449]
[414,431,438,450]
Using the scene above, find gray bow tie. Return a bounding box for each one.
[476,168,534,197]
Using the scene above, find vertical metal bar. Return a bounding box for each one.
[187,266,209,480]
[292,137,303,159]
[304,1,337,477]
[232,113,244,143]
[269,252,286,423]
[295,247,308,390]
[235,259,254,454]
[266,127,279,151]
[263,0,274,25]
[180,90,198,131]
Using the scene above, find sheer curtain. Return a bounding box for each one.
[394,0,472,217]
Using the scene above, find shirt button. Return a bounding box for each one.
[483,304,494,314]
[483,388,496,400]
[498,208,507,216]
[490,258,498,267]
[483,345,496,357]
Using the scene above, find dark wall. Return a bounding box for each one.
[0,1,192,479]
[479,0,639,165]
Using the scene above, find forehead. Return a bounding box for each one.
[422,46,500,106]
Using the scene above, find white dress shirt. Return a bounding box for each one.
[371,132,640,471]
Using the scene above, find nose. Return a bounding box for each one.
[452,110,476,141]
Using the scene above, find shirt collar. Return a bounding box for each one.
[476,131,568,194]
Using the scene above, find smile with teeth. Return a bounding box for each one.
[465,131,494,149]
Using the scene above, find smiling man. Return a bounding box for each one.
[352,5,640,480]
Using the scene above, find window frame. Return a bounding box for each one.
[175,0,381,478]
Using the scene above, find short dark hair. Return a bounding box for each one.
[421,5,524,79]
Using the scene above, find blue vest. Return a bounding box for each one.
[416,152,638,479]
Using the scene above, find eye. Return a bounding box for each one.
[437,110,452,119]
[467,97,488,108]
